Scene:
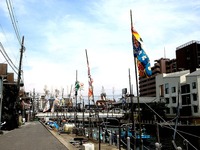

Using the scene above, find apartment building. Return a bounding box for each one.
[139,58,176,97]
[156,70,200,124]
[176,40,200,72]
[140,40,200,97]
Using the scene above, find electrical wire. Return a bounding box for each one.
[0,42,18,71]
[6,0,21,45]
[0,42,18,75]
[0,23,19,67]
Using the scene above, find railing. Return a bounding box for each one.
[36,112,124,119]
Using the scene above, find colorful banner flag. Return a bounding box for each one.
[75,81,80,91]
[43,100,50,112]
[88,78,93,99]
[131,27,152,77]
[75,81,84,91]
[85,49,94,101]
[51,98,60,113]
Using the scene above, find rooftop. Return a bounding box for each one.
[164,70,190,78]
[176,40,200,50]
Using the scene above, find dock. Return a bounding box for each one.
[42,121,125,150]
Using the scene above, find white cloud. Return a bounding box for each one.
[0,0,200,99]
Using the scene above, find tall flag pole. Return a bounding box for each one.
[130,9,152,149]
[74,70,78,127]
[85,49,94,104]
[128,68,136,150]
[85,49,95,139]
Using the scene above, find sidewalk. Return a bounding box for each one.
[44,122,124,150]
[0,121,125,150]
[0,121,68,150]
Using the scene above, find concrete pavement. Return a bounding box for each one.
[44,122,124,150]
[0,121,68,150]
[0,121,125,150]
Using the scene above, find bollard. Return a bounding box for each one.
[127,137,130,150]
[109,133,112,145]
[117,135,119,149]
[92,129,94,139]
[102,132,105,143]
[155,142,162,150]
[97,130,99,140]
[85,128,88,138]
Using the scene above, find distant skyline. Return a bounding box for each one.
[0,0,200,98]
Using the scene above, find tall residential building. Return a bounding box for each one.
[139,58,176,97]
[176,40,200,72]
[139,40,200,97]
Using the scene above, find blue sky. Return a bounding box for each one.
[0,0,200,99]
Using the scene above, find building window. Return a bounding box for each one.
[166,108,170,114]
[165,83,169,94]
[172,107,177,114]
[192,82,196,89]
[193,106,198,113]
[193,93,197,101]
[172,97,176,103]
[165,98,169,104]
[171,87,176,93]
[182,94,191,105]
[181,84,190,94]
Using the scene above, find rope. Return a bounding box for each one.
[143,102,198,150]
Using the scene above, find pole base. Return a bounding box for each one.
[0,130,3,134]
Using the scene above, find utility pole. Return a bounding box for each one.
[17,36,24,91]
[32,88,35,120]
[16,36,25,122]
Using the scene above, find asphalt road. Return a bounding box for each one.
[0,121,68,150]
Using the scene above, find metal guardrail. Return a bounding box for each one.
[36,112,124,119]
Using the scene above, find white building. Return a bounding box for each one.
[156,69,200,125]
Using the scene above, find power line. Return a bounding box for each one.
[4,0,26,79]
[0,23,19,65]
[0,42,18,71]
[6,0,21,45]
[0,42,18,75]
